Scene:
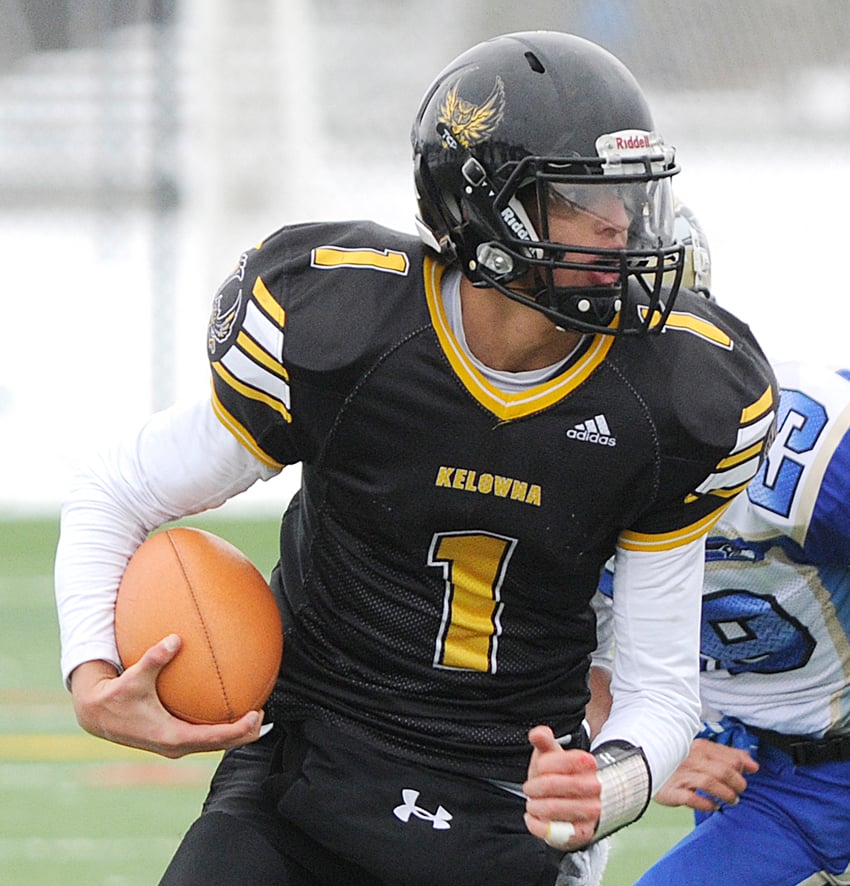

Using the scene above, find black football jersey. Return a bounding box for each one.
[206,220,777,780]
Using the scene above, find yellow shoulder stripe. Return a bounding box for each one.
[209,385,286,470]
[211,361,292,423]
[618,500,733,552]
[716,440,765,470]
[741,384,775,424]
[236,330,289,381]
[253,276,286,326]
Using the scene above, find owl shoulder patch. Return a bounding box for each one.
[207,251,248,358]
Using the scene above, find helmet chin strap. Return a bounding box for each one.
[476,264,625,336]
[477,265,616,334]
[528,269,621,329]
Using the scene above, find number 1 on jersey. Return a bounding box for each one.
[428,531,517,673]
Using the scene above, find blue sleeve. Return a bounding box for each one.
[805,425,850,564]
[597,561,614,597]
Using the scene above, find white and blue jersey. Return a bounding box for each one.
[699,361,850,738]
[628,361,850,886]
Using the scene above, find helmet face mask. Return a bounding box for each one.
[412,31,686,336]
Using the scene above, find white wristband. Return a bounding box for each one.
[593,741,651,841]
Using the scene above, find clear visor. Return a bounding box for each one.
[546,179,676,251]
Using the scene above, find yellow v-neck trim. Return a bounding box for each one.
[424,256,614,421]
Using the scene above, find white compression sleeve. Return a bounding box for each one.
[591,537,704,793]
[54,396,279,687]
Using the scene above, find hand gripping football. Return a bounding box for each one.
[115,527,283,724]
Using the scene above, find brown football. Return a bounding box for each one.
[115,527,282,724]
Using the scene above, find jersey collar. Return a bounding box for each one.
[424,256,614,421]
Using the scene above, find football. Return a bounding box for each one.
[114,527,283,724]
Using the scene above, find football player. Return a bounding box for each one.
[54,33,776,885]
[595,206,850,886]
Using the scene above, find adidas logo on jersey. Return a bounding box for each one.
[566,414,617,447]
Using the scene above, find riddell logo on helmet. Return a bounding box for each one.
[500,206,532,241]
[615,133,651,150]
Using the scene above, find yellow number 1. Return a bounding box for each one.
[428,531,517,673]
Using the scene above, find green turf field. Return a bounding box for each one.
[0,513,690,885]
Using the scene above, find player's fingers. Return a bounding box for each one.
[214,710,265,747]
[659,766,748,808]
[528,725,561,754]
[131,634,182,679]
[654,784,721,812]
[527,751,599,788]
[524,748,602,836]
[154,709,264,759]
[527,725,559,778]
[714,746,759,776]
[527,726,598,778]
[528,725,599,761]
[524,761,600,799]
[524,781,602,832]
[739,753,760,774]
[544,820,575,850]
[523,812,595,851]
[696,740,759,775]
[685,792,723,813]
[695,753,754,799]
[523,811,548,841]
[698,773,747,805]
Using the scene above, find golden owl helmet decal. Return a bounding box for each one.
[411,31,686,336]
[436,74,506,150]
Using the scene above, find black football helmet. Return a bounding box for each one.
[411,31,686,335]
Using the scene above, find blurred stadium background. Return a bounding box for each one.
[1,0,849,513]
[1,2,849,883]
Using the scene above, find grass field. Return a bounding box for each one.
[0,513,691,885]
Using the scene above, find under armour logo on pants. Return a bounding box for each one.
[392,788,453,830]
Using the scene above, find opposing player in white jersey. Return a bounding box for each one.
[596,205,850,885]
[639,359,850,886]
